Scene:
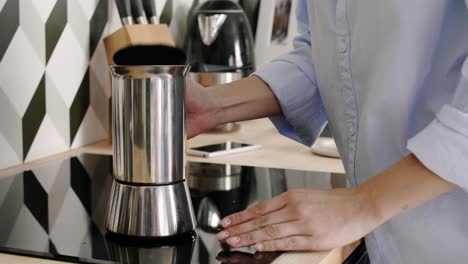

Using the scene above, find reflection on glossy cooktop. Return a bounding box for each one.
[0,154,299,264]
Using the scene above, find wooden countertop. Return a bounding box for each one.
[83,118,345,174]
[0,118,356,264]
[0,119,344,179]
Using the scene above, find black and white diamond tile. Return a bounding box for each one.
[0,89,22,169]
[0,27,45,133]
[70,157,92,214]
[0,0,111,169]
[20,0,46,64]
[0,0,19,62]
[7,206,49,252]
[49,187,91,256]
[0,175,23,245]
[1,0,196,170]
[47,159,71,231]
[24,171,49,233]
[0,155,113,259]
[45,0,67,63]
[90,0,108,59]
[22,75,46,161]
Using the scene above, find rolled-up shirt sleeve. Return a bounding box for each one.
[253,0,327,147]
[407,55,468,191]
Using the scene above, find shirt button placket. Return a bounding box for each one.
[336,0,359,186]
[337,38,348,54]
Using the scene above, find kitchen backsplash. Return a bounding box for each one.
[0,0,195,170]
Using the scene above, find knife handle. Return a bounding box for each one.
[115,0,134,25]
[142,0,158,24]
[131,0,149,24]
[159,0,173,25]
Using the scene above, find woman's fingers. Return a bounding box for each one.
[217,208,295,241]
[220,194,287,228]
[216,188,373,252]
[254,236,318,252]
[225,221,305,248]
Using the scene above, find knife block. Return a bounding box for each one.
[103,24,176,65]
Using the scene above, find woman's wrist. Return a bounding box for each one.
[204,84,226,128]
[355,184,387,232]
[351,186,386,236]
[355,154,456,231]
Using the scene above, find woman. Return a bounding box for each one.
[186,1,468,263]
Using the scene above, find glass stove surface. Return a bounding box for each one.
[0,154,296,264]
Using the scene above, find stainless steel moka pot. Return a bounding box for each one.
[106,65,196,237]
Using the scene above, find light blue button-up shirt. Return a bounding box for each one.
[255,1,468,263]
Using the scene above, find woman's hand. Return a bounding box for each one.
[215,155,457,252]
[185,78,220,138]
[185,76,281,139]
[216,188,381,252]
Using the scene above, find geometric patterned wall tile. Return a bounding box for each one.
[83,155,112,228]
[78,231,93,259]
[0,0,19,62]
[71,105,108,149]
[0,89,22,169]
[70,69,90,145]
[105,0,122,35]
[78,0,100,20]
[0,174,15,207]
[49,189,90,256]
[91,179,111,231]
[24,115,69,162]
[46,25,88,108]
[68,0,89,56]
[0,27,45,117]
[76,154,99,177]
[78,154,111,191]
[22,75,46,160]
[6,206,49,252]
[90,41,111,100]
[0,155,119,259]
[0,175,23,244]
[0,134,22,170]
[23,171,49,233]
[48,159,70,231]
[20,0,46,64]
[70,158,91,214]
[90,59,110,138]
[49,239,58,255]
[45,0,66,63]
[30,0,57,23]
[0,0,189,170]
[32,158,64,193]
[90,38,111,94]
[90,83,110,137]
[0,0,7,11]
[89,0,107,59]
[45,74,70,146]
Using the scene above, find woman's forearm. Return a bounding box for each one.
[360,154,456,225]
[207,76,282,126]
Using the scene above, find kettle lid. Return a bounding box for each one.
[197,0,244,13]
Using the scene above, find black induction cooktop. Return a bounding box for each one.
[0,154,367,264]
